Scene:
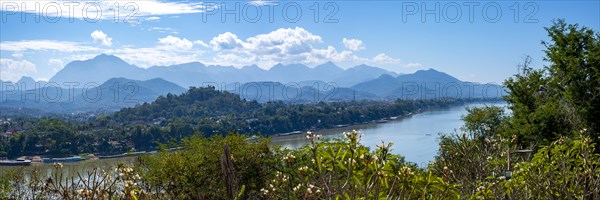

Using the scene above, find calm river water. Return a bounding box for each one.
[271,102,508,167]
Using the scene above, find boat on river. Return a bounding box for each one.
[98,151,148,159]
[43,156,83,163]
[0,158,32,166]
[98,154,127,159]
[278,131,303,136]
[376,119,388,123]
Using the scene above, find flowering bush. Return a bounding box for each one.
[507,133,600,199]
[1,130,598,199]
[259,130,460,199]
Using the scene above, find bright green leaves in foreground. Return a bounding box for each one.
[258,131,459,200]
[508,134,600,199]
[137,132,460,200]
[1,128,599,199]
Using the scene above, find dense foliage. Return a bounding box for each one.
[504,19,600,147]
[0,87,481,158]
[2,128,598,199]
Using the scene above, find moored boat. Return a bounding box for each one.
[98,154,127,159]
[43,156,83,163]
[0,159,32,166]
[376,119,388,123]
[279,131,303,136]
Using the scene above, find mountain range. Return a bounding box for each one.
[0,54,505,113]
[48,54,398,88]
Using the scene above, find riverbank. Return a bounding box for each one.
[271,101,508,165]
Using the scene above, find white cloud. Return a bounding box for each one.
[0,0,216,22]
[210,32,245,51]
[1,27,419,76]
[245,27,322,55]
[100,36,208,67]
[68,54,99,61]
[145,16,161,21]
[193,40,209,48]
[0,59,37,82]
[148,27,177,34]
[158,35,193,51]
[1,40,99,52]
[342,38,365,51]
[403,63,423,68]
[91,30,113,46]
[372,53,401,64]
[105,47,204,67]
[248,0,278,6]
[206,27,375,67]
[11,53,23,58]
[48,59,63,66]
[48,59,64,72]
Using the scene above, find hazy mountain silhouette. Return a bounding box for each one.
[0,77,47,91]
[228,81,380,103]
[2,54,505,113]
[50,54,143,85]
[0,77,185,113]
[352,68,505,99]
[47,54,397,88]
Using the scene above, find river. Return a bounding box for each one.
[1,102,507,176]
[271,101,508,167]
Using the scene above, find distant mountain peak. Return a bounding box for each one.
[94,53,114,59]
[287,63,309,68]
[314,61,341,70]
[90,54,128,63]
[377,73,396,79]
[144,77,171,83]
[404,68,460,83]
[17,76,36,83]
[414,68,447,76]
[418,68,440,73]
[351,64,384,71]
[270,63,309,71]
[242,64,263,70]
[319,61,336,66]
[272,63,285,68]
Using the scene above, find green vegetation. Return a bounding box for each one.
[2,128,598,199]
[0,88,479,158]
[1,19,599,199]
[504,19,600,146]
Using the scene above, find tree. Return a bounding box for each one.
[543,19,600,137]
[502,19,599,146]
[503,56,570,146]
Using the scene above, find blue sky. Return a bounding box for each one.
[1,0,598,84]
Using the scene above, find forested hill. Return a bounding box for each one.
[109,86,492,136]
[113,87,262,122]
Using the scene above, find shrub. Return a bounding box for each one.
[507,133,600,199]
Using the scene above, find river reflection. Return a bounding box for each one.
[271,102,508,167]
